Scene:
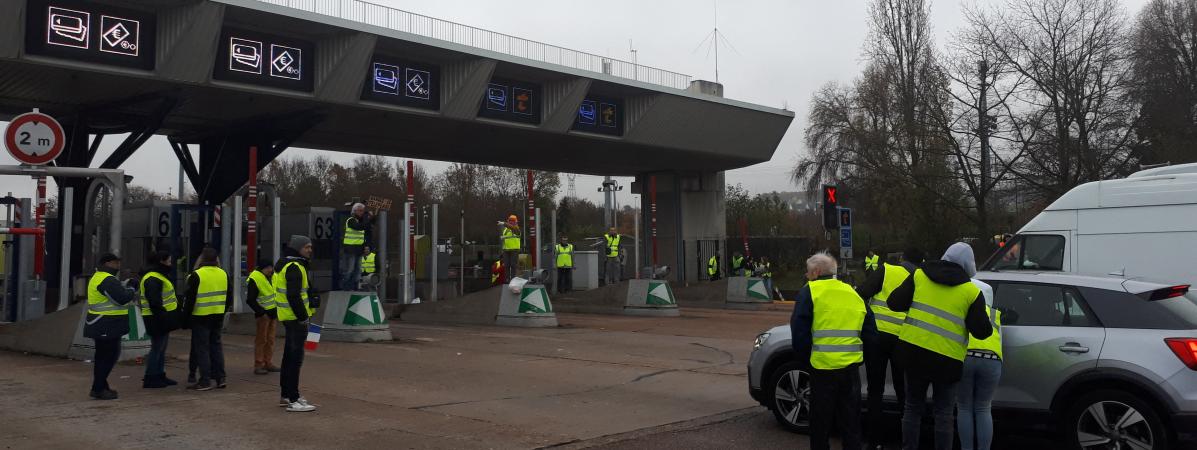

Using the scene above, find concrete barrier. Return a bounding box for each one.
[318,291,393,342]
[623,279,680,317]
[725,276,773,310]
[495,284,558,327]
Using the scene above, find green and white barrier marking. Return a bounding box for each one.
[746,279,771,300]
[646,281,677,306]
[344,293,385,325]
[519,286,553,314]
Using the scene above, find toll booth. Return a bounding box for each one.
[280,207,335,292]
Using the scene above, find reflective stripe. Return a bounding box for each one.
[194,291,223,298]
[813,344,863,352]
[869,299,888,310]
[910,301,966,328]
[90,301,124,312]
[904,316,968,346]
[812,329,861,338]
[875,314,904,325]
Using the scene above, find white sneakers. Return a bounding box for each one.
[284,396,316,412]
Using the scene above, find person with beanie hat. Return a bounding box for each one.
[275,235,317,412]
[140,251,181,388]
[85,253,136,400]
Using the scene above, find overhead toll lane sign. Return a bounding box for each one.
[361,55,439,110]
[214,28,313,92]
[478,78,540,124]
[25,0,156,70]
[572,95,623,136]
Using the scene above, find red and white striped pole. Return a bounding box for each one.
[526,170,536,268]
[406,160,415,273]
[650,176,658,266]
[34,176,46,278]
[246,146,258,271]
[0,228,44,235]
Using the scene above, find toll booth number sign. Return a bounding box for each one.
[213,28,314,92]
[25,0,156,70]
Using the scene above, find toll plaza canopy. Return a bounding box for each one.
[0,0,793,204]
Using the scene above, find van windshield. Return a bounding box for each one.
[985,234,1065,271]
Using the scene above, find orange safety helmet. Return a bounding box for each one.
[507,215,519,222]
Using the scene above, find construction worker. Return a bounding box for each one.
[340,203,373,289]
[85,253,135,400]
[855,247,923,449]
[276,235,318,412]
[864,249,880,273]
[140,251,180,389]
[731,252,745,276]
[360,245,376,277]
[555,235,574,293]
[490,258,505,286]
[707,252,721,281]
[958,299,1003,450]
[246,261,280,375]
[184,247,231,391]
[602,227,623,285]
[886,242,993,450]
[498,215,521,283]
[759,256,774,298]
[790,252,875,450]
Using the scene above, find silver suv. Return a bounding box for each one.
[747,271,1197,449]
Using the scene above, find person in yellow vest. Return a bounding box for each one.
[360,245,376,277]
[957,282,1002,450]
[789,252,876,450]
[85,253,136,400]
[854,247,923,449]
[183,247,232,391]
[759,256,774,298]
[886,242,992,450]
[707,252,721,281]
[340,203,374,289]
[555,235,574,293]
[498,215,521,283]
[246,261,280,375]
[864,249,880,273]
[276,235,317,412]
[140,251,180,389]
[731,252,745,276]
[602,227,623,285]
[490,259,505,286]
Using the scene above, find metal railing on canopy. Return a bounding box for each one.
[257,0,693,90]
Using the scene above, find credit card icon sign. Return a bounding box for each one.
[47,7,90,49]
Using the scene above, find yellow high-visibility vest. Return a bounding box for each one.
[191,266,228,316]
[707,255,718,276]
[869,263,910,336]
[968,305,1003,359]
[809,279,867,370]
[87,272,128,316]
[555,244,574,268]
[274,261,312,322]
[897,269,979,362]
[501,227,521,251]
[343,217,365,245]
[139,272,177,316]
[247,270,277,311]
[604,234,621,257]
[361,252,376,274]
[865,255,880,271]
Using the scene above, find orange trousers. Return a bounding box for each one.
[254,315,277,369]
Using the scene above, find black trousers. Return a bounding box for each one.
[190,316,226,383]
[556,268,572,292]
[91,337,121,393]
[810,364,864,450]
[865,331,905,445]
[281,320,307,402]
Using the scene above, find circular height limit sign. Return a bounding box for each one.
[4,109,65,165]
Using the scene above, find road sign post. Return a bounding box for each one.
[838,207,853,262]
[4,109,65,280]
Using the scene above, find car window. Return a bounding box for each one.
[1080,287,1197,329]
[986,235,1065,271]
[992,282,1098,327]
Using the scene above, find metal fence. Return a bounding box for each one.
[256,0,693,90]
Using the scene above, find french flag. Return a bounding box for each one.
[305,323,322,351]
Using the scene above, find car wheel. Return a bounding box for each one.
[1064,389,1169,450]
[766,360,811,433]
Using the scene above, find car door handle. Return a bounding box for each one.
[1058,343,1089,353]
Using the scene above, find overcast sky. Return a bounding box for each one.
[0,0,1151,206]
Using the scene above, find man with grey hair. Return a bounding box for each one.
[339,203,374,289]
[790,251,876,450]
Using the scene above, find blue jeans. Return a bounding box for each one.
[340,252,362,289]
[903,375,958,450]
[958,356,1002,450]
[145,333,169,377]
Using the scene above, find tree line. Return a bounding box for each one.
[794,0,1197,255]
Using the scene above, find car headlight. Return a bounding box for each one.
[753,332,771,350]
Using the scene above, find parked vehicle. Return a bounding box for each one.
[748,271,1197,449]
[981,163,1197,286]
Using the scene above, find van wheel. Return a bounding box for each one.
[766,361,811,433]
[1064,389,1169,450]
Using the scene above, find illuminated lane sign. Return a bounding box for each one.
[478,78,540,124]
[360,55,439,110]
[213,29,313,92]
[572,96,623,136]
[25,0,156,70]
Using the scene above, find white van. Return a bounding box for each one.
[982,163,1197,285]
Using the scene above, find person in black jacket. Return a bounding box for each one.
[85,253,136,400]
[886,243,992,450]
[278,235,318,412]
[182,248,234,391]
[140,251,180,388]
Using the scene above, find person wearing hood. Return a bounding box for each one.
[855,247,924,450]
[140,251,180,388]
[275,235,318,412]
[183,247,232,391]
[85,253,136,400]
[886,242,993,450]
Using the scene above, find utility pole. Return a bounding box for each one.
[977,60,992,243]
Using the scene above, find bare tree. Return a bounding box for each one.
[1129,0,1197,164]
